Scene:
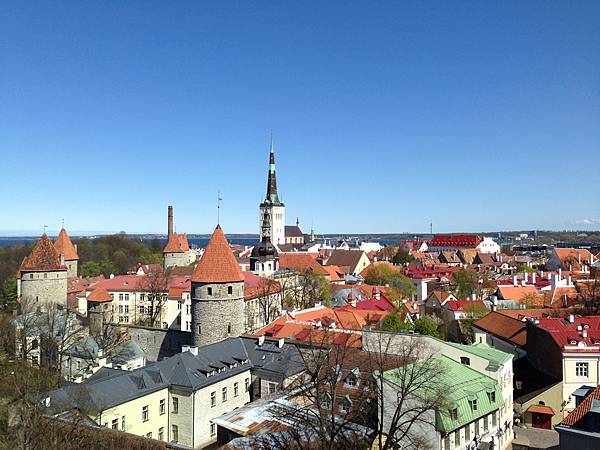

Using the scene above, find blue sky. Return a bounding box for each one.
[1,1,599,235]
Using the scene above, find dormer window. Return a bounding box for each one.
[488,391,496,403]
[321,393,332,410]
[570,340,577,345]
[340,396,353,414]
[450,408,458,420]
[460,356,470,366]
[346,374,358,387]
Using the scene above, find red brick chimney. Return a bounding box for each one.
[168,205,174,239]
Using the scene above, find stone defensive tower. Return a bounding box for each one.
[190,225,245,347]
[18,234,68,308]
[53,228,79,277]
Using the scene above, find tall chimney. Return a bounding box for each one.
[168,205,174,239]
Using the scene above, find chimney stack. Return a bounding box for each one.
[532,272,537,284]
[168,206,174,239]
[569,314,575,324]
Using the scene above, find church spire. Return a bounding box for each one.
[264,137,283,206]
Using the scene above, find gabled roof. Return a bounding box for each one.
[534,316,600,353]
[192,225,244,283]
[473,311,527,347]
[444,299,486,312]
[321,264,344,281]
[497,285,540,302]
[20,234,66,273]
[560,384,600,426]
[326,250,367,272]
[163,233,190,253]
[53,228,79,261]
[284,225,303,238]
[554,248,593,264]
[279,253,328,275]
[428,234,482,248]
[87,287,113,303]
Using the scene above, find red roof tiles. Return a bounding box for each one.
[191,225,244,283]
[87,287,113,303]
[534,317,600,353]
[561,385,600,426]
[474,312,527,347]
[53,228,79,261]
[20,234,66,273]
[163,233,190,253]
[428,234,482,248]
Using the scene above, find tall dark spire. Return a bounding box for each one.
[263,137,283,206]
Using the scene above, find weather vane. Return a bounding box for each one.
[217,191,223,224]
[43,225,48,235]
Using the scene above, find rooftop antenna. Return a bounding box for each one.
[217,191,223,225]
[430,219,433,235]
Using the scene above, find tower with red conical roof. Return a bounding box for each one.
[54,228,79,277]
[18,234,68,307]
[190,225,245,347]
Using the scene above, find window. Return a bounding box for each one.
[340,397,352,413]
[488,391,496,403]
[121,416,125,431]
[177,301,182,310]
[465,424,470,441]
[119,294,123,301]
[234,382,239,397]
[346,375,357,387]
[29,274,33,279]
[139,305,145,314]
[210,422,216,436]
[450,408,458,420]
[125,294,129,301]
[454,430,460,446]
[211,391,216,407]
[140,293,145,301]
[484,415,489,432]
[576,362,589,377]
[124,305,129,313]
[172,397,179,414]
[475,420,480,436]
[186,304,190,314]
[321,393,332,409]
[492,412,497,428]
[158,427,164,441]
[142,405,149,422]
[245,377,250,392]
[227,322,232,334]
[197,324,201,334]
[119,305,123,313]
[268,382,277,395]
[460,356,470,366]
[207,287,213,296]
[186,321,191,331]
[228,286,233,295]
[469,399,478,411]
[159,398,165,415]
[171,425,178,443]
[222,387,228,402]
[443,436,450,450]
[111,419,118,430]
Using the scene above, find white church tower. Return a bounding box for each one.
[259,139,285,246]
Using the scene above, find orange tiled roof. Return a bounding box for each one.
[474,312,526,346]
[53,228,79,261]
[561,385,600,426]
[554,248,593,263]
[279,253,328,275]
[497,285,540,302]
[20,234,66,272]
[163,233,190,253]
[321,264,344,281]
[87,287,113,303]
[191,225,244,283]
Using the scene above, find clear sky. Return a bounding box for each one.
[1,1,599,235]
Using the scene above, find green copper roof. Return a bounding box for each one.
[384,355,503,433]
[444,342,513,368]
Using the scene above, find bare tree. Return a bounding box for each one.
[268,330,448,450]
[256,277,282,327]
[138,269,168,327]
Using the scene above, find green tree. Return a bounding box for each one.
[381,312,413,333]
[364,265,416,304]
[452,268,479,299]
[1,276,17,309]
[516,264,534,273]
[413,316,442,339]
[392,246,414,265]
[80,261,102,278]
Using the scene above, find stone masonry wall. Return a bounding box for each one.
[20,270,67,307]
[191,281,244,347]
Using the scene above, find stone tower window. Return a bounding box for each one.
[197,324,201,334]
[207,287,213,296]
[44,273,47,279]
[228,286,233,295]
[228,323,232,334]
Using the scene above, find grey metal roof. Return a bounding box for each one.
[240,336,304,380]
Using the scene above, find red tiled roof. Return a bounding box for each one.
[279,253,328,275]
[497,285,540,302]
[243,272,281,301]
[428,234,482,248]
[527,405,555,416]
[192,225,244,283]
[89,274,190,292]
[474,312,527,346]
[53,228,79,261]
[445,299,486,312]
[163,233,190,253]
[535,316,600,353]
[561,385,600,426]
[321,265,344,281]
[87,287,113,303]
[20,234,66,273]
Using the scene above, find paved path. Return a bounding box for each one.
[511,426,559,450]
